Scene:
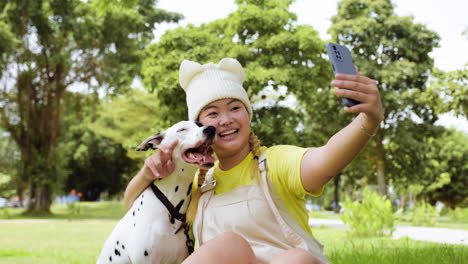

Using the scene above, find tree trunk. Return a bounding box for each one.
[27,176,53,214]
[15,74,64,214]
[333,173,341,213]
[374,129,387,197]
[400,194,407,211]
[16,183,24,207]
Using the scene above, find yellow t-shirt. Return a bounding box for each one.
[196,145,322,235]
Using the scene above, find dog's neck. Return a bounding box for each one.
[153,160,198,214]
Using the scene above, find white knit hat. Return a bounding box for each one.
[179,58,252,121]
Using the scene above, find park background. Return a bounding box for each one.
[0,0,467,263]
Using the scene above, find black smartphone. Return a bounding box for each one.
[326,42,361,107]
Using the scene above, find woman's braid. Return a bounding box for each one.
[249,132,261,160]
[249,132,261,179]
[186,169,206,225]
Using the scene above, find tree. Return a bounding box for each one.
[62,129,138,201]
[55,91,138,201]
[0,0,181,213]
[329,0,440,196]
[142,0,332,147]
[425,128,468,208]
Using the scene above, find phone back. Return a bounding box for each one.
[326,43,357,75]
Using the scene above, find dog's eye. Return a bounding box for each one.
[177,128,187,133]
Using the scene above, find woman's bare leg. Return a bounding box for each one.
[182,232,256,264]
[270,248,321,264]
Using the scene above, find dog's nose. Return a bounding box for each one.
[203,126,216,137]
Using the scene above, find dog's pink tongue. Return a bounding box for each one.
[203,155,215,164]
[189,153,215,165]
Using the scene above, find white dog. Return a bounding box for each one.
[97,121,215,264]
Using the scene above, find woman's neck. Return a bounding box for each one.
[217,147,250,171]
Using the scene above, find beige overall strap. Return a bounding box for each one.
[257,153,307,248]
[196,168,216,244]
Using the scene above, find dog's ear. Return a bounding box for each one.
[135,132,165,151]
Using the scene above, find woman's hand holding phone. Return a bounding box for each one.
[331,74,383,124]
[326,43,384,126]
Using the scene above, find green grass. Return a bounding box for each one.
[1,220,466,264]
[313,227,468,264]
[0,219,115,264]
[0,201,127,220]
[309,210,342,219]
[1,203,467,263]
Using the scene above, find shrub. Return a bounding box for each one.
[450,207,468,222]
[66,202,81,217]
[411,201,437,227]
[341,188,395,237]
[0,208,11,219]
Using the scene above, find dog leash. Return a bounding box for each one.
[150,183,195,254]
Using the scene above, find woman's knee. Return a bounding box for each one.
[271,248,321,264]
[215,232,255,257]
[183,232,256,264]
[216,232,249,246]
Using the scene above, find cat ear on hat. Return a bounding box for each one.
[217,58,245,82]
[179,60,203,90]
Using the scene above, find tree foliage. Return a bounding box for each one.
[0,0,181,213]
[425,66,468,118]
[425,129,468,208]
[329,0,440,195]
[56,91,138,201]
[89,88,170,161]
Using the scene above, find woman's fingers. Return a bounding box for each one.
[332,79,376,91]
[144,155,161,179]
[333,74,377,93]
[332,73,379,103]
[158,140,178,177]
[158,140,178,163]
[333,88,370,103]
[335,73,376,85]
[143,140,178,180]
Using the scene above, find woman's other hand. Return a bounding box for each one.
[140,140,178,180]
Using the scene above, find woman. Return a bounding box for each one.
[124,58,383,263]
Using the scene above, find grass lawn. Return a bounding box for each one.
[314,227,468,264]
[0,201,127,220]
[1,220,466,264]
[1,202,467,263]
[0,219,115,264]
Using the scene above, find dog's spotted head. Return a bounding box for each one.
[136,121,215,168]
